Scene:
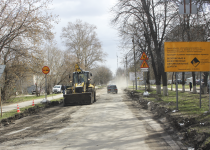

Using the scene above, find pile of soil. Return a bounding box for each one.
[125,89,210,150]
[0,99,63,127]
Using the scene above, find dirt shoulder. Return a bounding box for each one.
[0,88,103,143]
[124,89,210,150]
[0,99,81,144]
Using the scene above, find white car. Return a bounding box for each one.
[52,85,62,93]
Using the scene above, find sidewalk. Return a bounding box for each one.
[1,94,63,113]
[151,86,202,93]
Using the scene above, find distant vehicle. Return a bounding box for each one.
[52,85,62,93]
[149,80,156,85]
[173,79,182,84]
[196,79,204,85]
[186,77,192,85]
[168,80,172,85]
[32,90,40,95]
[107,85,118,94]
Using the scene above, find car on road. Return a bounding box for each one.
[168,80,172,85]
[52,85,62,93]
[173,79,182,84]
[107,85,118,94]
[32,90,40,95]
[196,79,204,85]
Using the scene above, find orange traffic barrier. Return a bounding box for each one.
[32,99,35,106]
[17,104,20,113]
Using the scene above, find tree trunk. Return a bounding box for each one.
[162,69,168,96]
[171,72,174,91]
[146,70,150,91]
[155,73,161,94]
[203,72,208,94]
[182,72,185,92]
[156,85,161,94]
[192,72,197,93]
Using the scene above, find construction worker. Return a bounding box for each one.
[61,84,65,96]
[189,82,192,91]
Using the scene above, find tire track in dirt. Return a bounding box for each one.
[0,105,81,144]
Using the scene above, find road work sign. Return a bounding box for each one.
[140,52,148,60]
[140,60,149,68]
[164,42,210,72]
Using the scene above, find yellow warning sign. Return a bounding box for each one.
[140,60,149,68]
[140,52,149,60]
[164,42,210,72]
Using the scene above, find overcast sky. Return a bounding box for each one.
[50,0,122,75]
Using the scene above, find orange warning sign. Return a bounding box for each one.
[140,60,149,68]
[164,42,210,72]
[140,52,149,60]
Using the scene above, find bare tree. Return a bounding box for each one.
[0,44,45,101]
[61,20,107,70]
[111,0,210,95]
[165,1,210,93]
[0,0,56,101]
[43,44,77,94]
[92,66,113,85]
[0,0,55,53]
[111,0,179,95]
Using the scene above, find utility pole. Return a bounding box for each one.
[207,37,210,112]
[125,55,128,88]
[117,54,118,69]
[132,37,137,90]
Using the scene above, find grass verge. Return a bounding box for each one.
[0,98,62,121]
[135,87,210,135]
[3,94,60,106]
[136,88,209,116]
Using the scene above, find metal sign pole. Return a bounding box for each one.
[45,74,47,101]
[0,88,2,117]
[133,81,134,90]
[209,71,210,112]
[200,72,201,108]
[145,72,146,92]
[176,72,178,110]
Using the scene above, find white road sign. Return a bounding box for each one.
[129,72,143,81]
[141,68,148,72]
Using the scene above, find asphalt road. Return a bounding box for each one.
[0,88,182,150]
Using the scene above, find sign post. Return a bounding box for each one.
[0,65,6,117]
[0,89,2,117]
[207,37,210,112]
[140,52,149,92]
[176,73,178,110]
[42,66,50,101]
[165,42,210,110]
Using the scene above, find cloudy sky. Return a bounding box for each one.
[50,0,122,75]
